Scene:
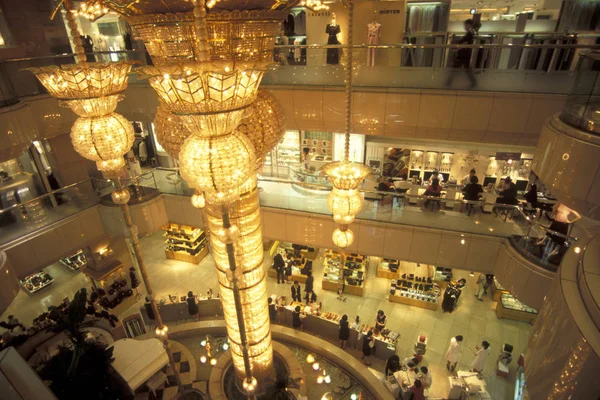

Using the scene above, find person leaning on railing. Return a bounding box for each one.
[537,203,581,263]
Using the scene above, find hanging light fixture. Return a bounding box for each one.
[152,105,191,158]
[25,2,137,172]
[125,0,287,385]
[322,0,369,249]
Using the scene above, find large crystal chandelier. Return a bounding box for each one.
[126,0,286,387]
[26,1,136,172]
[322,0,370,249]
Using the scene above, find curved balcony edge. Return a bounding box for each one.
[532,114,600,220]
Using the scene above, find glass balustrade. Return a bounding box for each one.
[0,44,598,103]
[0,168,574,271]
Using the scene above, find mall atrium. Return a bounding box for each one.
[0,0,598,399]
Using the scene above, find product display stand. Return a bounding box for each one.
[268,241,314,283]
[162,222,208,264]
[20,271,54,294]
[82,259,136,314]
[376,258,400,279]
[322,250,367,297]
[389,267,440,310]
[495,294,538,324]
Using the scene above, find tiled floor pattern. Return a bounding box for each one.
[2,231,533,400]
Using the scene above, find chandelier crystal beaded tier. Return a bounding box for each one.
[26,61,137,172]
[152,105,191,158]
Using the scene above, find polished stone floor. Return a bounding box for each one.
[2,228,533,400]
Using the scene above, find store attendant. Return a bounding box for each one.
[291,280,302,302]
[375,310,387,332]
[268,297,277,322]
[273,253,285,284]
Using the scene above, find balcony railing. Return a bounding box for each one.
[0,167,574,272]
[1,41,600,105]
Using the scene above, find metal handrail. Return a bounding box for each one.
[0,178,94,214]
[0,43,597,66]
[0,168,576,243]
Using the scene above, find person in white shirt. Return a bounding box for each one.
[445,335,463,371]
[471,340,491,372]
[420,366,433,390]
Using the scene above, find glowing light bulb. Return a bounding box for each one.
[306,354,315,363]
[312,362,320,371]
[210,358,217,366]
[200,356,207,363]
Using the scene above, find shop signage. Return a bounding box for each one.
[378,9,401,14]
[495,152,522,161]
[308,11,332,17]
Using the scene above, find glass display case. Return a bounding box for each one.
[440,152,454,173]
[322,250,367,297]
[560,51,600,134]
[424,151,439,171]
[496,293,538,323]
[409,150,424,170]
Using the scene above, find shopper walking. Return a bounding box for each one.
[471,340,491,372]
[445,19,477,88]
[361,330,375,366]
[292,305,303,330]
[273,253,285,284]
[268,297,277,322]
[475,274,486,301]
[445,335,463,371]
[187,291,199,321]
[339,314,350,349]
[291,280,302,302]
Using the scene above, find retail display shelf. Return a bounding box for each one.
[163,222,208,264]
[376,258,401,280]
[322,250,367,297]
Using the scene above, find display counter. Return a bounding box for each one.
[276,306,398,361]
[162,222,208,264]
[322,250,367,297]
[376,258,400,280]
[82,259,135,312]
[389,291,440,311]
[491,278,509,302]
[495,294,537,324]
[139,297,223,324]
[60,249,87,271]
[20,271,54,294]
